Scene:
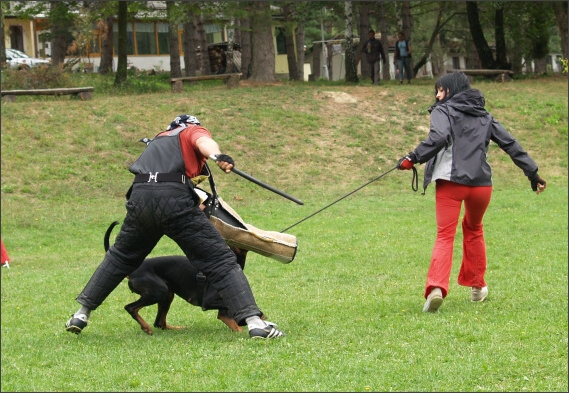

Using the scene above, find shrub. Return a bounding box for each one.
[0,65,74,90]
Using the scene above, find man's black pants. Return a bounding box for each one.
[76,182,261,326]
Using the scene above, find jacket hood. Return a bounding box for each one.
[429,89,487,117]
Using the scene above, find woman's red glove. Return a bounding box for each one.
[397,156,415,170]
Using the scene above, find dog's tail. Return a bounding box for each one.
[104,221,120,252]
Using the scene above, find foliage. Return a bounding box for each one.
[0,65,73,89]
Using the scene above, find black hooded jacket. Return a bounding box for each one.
[410,89,539,192]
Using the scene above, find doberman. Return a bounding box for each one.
[104,221,263,335]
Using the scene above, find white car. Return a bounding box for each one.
[5,48,50,69]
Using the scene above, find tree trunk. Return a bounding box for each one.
[238,2,252,79]
[413,3,451,76]
[356,2,371,82]
[379,2,390,80]
[250,1,277,82]
[114,0,128,86]
[282,3,299,81]
[552,1,568,59]
[98,14,113,74]
[226,17,235,74]
[466,1,496,69]
[400,1,412,41]
[182,18,197,77]
[49,1,70,67]
[167,1,182,78]
[0,5,5,65]
[494,4,510,69]
[312,42,321,80]
[344,1,358,83]
[196,15,210,74]
[295,20,305,81]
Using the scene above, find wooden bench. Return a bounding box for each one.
[1,87,94,101]
[170,73,242,92]
[447,69,514,82]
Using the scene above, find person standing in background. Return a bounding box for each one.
[395,32,413,84]
[362,29,387,85]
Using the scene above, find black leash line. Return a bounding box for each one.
[280,166,398,233]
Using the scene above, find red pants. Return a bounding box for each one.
[424,180,492,298]
[1,239,10,265]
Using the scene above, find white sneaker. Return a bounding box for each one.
[423,287,443,312]
[471,286,488,302]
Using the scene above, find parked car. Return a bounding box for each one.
[5,48,50,69]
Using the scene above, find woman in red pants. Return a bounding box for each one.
[396,72,546,312]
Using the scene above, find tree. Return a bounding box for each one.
[236,2,253,79]
[114,0,128,86]
[282,2,299,81]
[0,3,6,66]
[356,2,371,82]
[166,1,182,78]
[98,13,114,74]
[249,1,277,82]
[552,1,568,59]
[88,1,119,75]
[412,2,460,77]
[466,1,497,69]
[378,2,389,81]
[343,1,358,83]
[50,1,73,67]
[182,11,200,77]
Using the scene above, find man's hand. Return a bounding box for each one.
[210,154,234,173]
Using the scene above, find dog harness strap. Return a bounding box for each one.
[133,172,187,184]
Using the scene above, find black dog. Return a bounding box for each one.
[104,221,262,335]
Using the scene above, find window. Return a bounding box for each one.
[276,27,286,55]
[452,56,460,70]
[113,22,134,55]
[136,22,156,55]
[157,23,169,55]
[205,24,222,45]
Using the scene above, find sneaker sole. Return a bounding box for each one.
[471,294,488,302]
[249,327,285,339]
[65,325,83,334]
[423,296,443,312]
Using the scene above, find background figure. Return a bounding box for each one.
[395,32,412,84]
[361,29,387,85]
[1,239,10,268]
[397,72,546,313]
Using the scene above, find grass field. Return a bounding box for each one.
[1,74,567,392]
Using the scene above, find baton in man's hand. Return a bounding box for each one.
[209,155,304,205]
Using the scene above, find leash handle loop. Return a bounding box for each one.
[411,166,418,192]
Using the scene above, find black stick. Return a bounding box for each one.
[209,155,303,205]
[280,166,398,233]
[231,167,304,205]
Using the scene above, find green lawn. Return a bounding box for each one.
[1,75,567,391]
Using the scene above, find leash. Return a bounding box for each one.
[410,166,419,192]
[280,166,398,233]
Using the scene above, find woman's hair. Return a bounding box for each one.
[434,72,471,104]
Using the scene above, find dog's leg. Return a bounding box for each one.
[126,276,171,335]
[154,290,186,331]
[216,309,243,332]
[124,301,155,335]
